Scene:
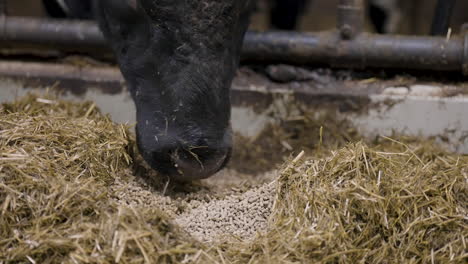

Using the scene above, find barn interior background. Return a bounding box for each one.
[0,1,467,263]
[1,0,467,152]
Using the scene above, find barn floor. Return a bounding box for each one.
[0,92,466,263]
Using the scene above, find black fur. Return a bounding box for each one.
[270,0,307,30]
[368,2,389,34]
[92,0,253,181]
[42,0,93,19]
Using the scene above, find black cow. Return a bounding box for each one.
[44,0,253,181]
[41,0,451,182]
[39,0,394,182]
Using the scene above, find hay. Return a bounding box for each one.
[0,93,131,183]
[0,93,200,263]
[1,93,466,263]
[220,139,468,263]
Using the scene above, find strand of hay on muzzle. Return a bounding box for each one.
[0,93,201,263]
[219,139,467,263]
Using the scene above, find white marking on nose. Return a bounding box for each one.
[145,120,149,125]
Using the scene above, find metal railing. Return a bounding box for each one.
[0,0,466,75]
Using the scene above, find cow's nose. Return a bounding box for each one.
[169,146,231,181]
[144,145,231,182]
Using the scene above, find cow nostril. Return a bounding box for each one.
[142,146,231,182]
[170,147,231,181]
[145,149,175,176]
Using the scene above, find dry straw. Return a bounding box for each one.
[220,139,467,263]
[0,93,200,263]
[1,93,466,263]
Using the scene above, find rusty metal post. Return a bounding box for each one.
[337,0,364,40]
[462,24,468,75]
[0,0,6,15]
[0,0,6,49]
[336,0,365,68]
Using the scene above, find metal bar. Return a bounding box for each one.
[0,16,467,75]
[243,31,466,72]
[0,60,375,101]
[431,0,456,36]
[0,0,6,15]
[337,0,364,39]
[0,60,123,83]
[0,16,106,50]
[0,60,124,95]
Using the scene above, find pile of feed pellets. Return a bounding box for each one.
[111,169,276,242]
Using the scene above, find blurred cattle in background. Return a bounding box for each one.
[264,0,405,33]
[5,0,468,35]
[41,0,94,19]
[251,0,468,35]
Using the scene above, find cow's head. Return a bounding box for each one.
[95,0,252,181]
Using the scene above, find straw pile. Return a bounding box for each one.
[221,139,467,263]
[0,94,200,263]
[1,93,466,263]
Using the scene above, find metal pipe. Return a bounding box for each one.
[431,0,456,36]
[463,25,468,74]
[0,16,467,75]
[0,0,6,15]
[0,60,124,95]
[337,0,364,39]
[0,60,123,83]
[0,16,106,50]
[243,31,466,72]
